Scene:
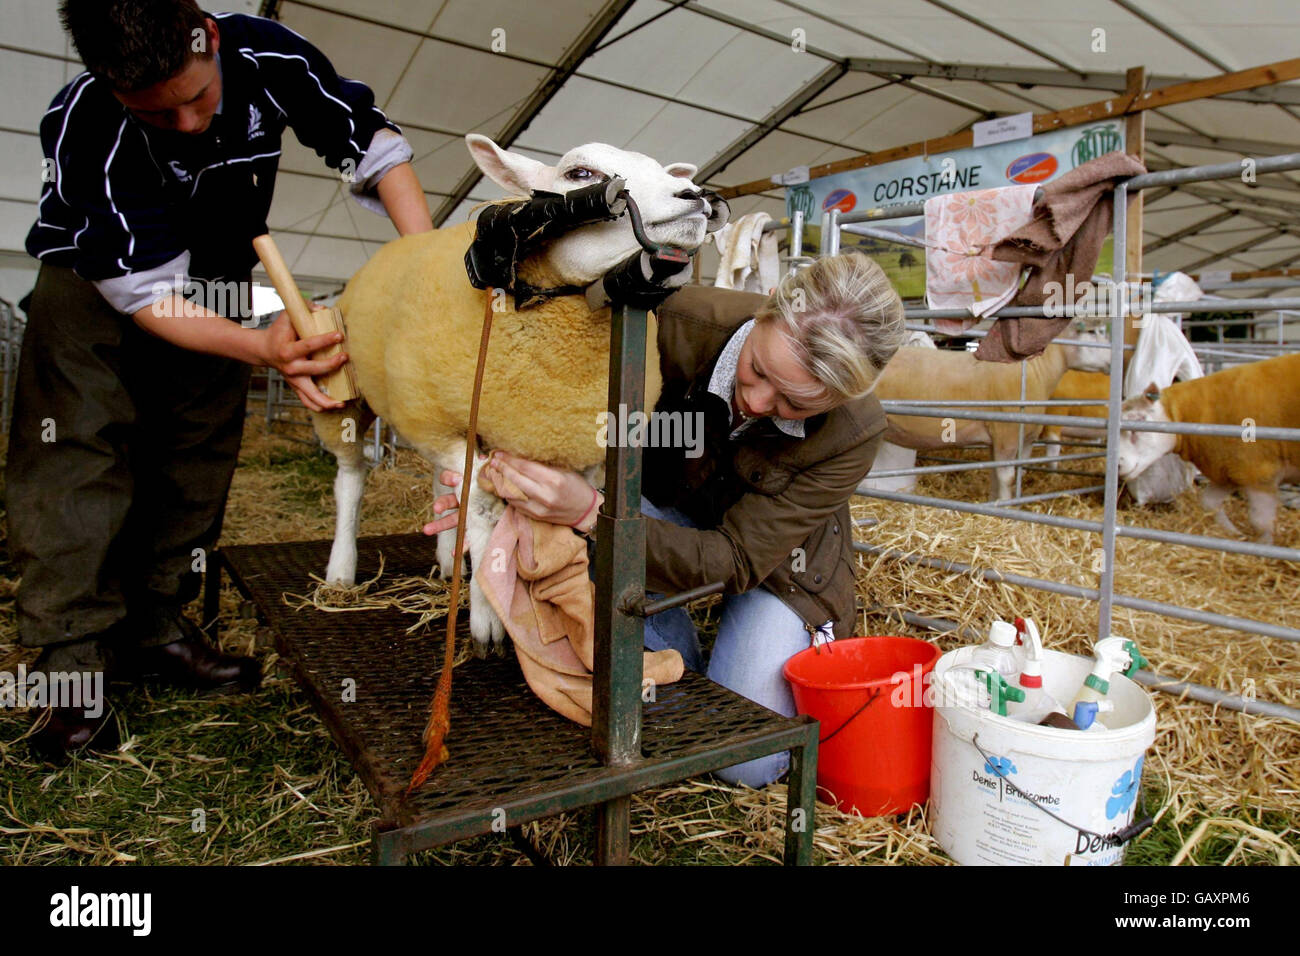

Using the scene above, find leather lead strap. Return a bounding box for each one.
[408,290,495,793]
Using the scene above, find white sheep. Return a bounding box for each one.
[860,330,937,494]
[312,135,714,652]
[1118,352,1300,543]
[874,333,1110,500]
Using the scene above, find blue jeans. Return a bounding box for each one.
[639,496,820,788]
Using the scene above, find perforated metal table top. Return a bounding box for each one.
[217,534,817,851]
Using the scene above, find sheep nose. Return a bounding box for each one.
[674,188,702,201]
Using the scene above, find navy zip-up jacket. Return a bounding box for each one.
[26,11,400,301]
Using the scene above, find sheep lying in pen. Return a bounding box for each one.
[312,134,717,652]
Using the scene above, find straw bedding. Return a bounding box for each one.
[250,424,1295,863]
[3,420,1293,864]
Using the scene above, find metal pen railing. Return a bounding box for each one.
[766,153,1300,721]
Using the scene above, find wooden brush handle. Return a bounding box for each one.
[253,234,315,340]
[252,233,359,401]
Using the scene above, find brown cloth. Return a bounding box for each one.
[976,150,1147,362]
[475,468,684,726]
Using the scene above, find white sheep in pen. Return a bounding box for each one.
[312,135,715,652]
[873,332,1111,501]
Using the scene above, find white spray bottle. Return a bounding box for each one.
[1070,636,1147,731]
[1006,618,1068,724]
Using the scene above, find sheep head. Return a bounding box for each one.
[1062,321,1112,373]
[1117,386,1176,478]
[466,134,714,288]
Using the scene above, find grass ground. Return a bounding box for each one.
[1,407,1295,865]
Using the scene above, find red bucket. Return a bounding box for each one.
[784,636,940,816]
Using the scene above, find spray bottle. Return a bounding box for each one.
[936,665,1024,716]
[969,619,1023,679]
[976,669,1025,716]
[1070,636,1148,731]
[1006,618,1068,724]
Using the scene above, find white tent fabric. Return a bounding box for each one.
[2,0,1298,299]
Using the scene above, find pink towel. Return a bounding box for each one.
[923,185,1039,331]
[475,469,684,726]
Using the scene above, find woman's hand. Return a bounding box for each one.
[421,451,599,534]
[479,451,600,527]
[420,455,486,543]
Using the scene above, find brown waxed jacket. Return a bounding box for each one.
[642,284,887,641]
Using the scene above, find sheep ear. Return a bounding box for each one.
[1143,382,1160,402]
[665,162,698,179]
[466,134,546,196]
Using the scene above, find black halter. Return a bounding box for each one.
[463,176,730,311]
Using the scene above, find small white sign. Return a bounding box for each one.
[771,165,810,186]
[1198,269,1232,287]
[972,112,1034,149]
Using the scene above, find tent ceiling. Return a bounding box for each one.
[1,0,1297,286]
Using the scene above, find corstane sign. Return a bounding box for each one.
[785,122,1126,297]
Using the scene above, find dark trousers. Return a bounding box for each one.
[5,264,251,663]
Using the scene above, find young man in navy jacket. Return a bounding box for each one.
[10,1,433,759]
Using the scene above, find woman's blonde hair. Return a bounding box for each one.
[754,252,906,408]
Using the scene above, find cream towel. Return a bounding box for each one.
[714,212,780,295]
[923,184,1038,330]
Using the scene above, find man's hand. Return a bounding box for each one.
[131,295,350,413]
[260,310,349,412]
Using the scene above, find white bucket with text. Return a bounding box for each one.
[929,648,1156,866]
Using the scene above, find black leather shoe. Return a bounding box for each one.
[30,705,120,763]
[122,632,261,694]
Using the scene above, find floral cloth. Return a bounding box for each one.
[923,185,1038,328]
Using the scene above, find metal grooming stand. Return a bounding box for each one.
[208,302,819,865]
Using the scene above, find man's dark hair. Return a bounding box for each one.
[59,0,213,93]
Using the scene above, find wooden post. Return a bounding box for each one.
[1123,67,1146,372]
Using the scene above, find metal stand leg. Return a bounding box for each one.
[371,823,407,866]
[203,549,222,641]
[596,796,631,865]
[592,304,648,867]
[784,728,818,866]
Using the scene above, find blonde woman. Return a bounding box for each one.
[427,253,906,787]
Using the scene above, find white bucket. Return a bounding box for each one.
[860,440,920,493]
[929,648,1156,866]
